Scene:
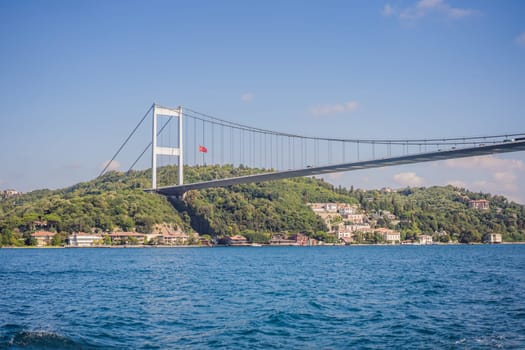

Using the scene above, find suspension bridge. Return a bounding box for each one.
[100,104,525,197]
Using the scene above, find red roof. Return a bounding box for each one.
[228,235,247,241]
[109,232,145,237]
[31,231,56,237]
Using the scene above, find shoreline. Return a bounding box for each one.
[2,242,525,249]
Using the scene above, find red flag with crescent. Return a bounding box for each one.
[198,145,208,153]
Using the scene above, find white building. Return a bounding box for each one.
[344,214,365,224]
[375,228,401,244]
[2,189,21,198]
[337,231,353,239]
[418,234,433,245]
[384,231,400,244]
[161,232,190,245]
[483,233,502,244]
[338,204,359,216]
[68,233,102,247]
[325,203,338,212]
[344,223,371,233]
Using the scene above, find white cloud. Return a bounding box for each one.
[443,155,525,203]
[418,0,441,9]
[493,171,517,184]
[241,92,254,102]
[444,155,525,171]
[310,101,359,117]
[393,172,424,187]
[385,0,479,20]
[101,160,120,171]
[516,32,525,47]
[472,179,520,201]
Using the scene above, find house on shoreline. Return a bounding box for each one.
[67,233,102,247]
[108,232,145,245]
[483,233,502,244]
[220,235,250,246]
[31,231,56,246]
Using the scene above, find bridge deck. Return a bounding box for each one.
[148,140,525,196]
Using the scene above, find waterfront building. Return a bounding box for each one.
[108,232,145,245]
[31,231,56,246]
[337,231,352,239]
[418,234,433,245]
[161,231,190,245]
[374,228,401,244]
[289,233,316,246]
[199,237,212,246]
[269,234,297,245]
[67,233,102,247]
[223,235,249,246]
[339,236,353,245]
[483,233,502,244]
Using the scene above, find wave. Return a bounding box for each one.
[0,329,98,350]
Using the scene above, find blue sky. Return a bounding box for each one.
[1,0,524,202]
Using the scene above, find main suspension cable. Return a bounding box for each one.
[100,104,153,177]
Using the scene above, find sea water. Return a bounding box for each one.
[1,245,524,349]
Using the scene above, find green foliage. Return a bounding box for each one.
[347,186,525,243]
[183,178,329,236]
[51,232,67,246]
[241,230,271,244]
[0,170,187,240]
[314,231,338,243]
[0,228,23,247]
[1,165,524,246]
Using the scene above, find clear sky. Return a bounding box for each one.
[1,0,524,202]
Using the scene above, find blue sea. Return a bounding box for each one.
[1,245,524,349]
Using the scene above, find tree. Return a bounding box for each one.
[1,228,22,246]
[459,229,481,243]
[44,213,62,231]
[51,233,66,246]
[103,235,112,245]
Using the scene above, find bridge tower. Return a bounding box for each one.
[151,104,183,189]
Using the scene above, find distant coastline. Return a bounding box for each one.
[3,242,524,249]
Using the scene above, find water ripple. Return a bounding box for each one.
[1,245,524,349]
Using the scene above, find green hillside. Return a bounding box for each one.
[340,185,525,242]
[0,165,349,245]
[1,165,524,246]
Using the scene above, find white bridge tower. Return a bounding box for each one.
[151,104,183,189]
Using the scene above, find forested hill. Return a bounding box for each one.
[1,164,525,245]
[342,186,525,242]
[0,165,345,245]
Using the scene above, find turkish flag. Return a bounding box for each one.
[198,145,208,153]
